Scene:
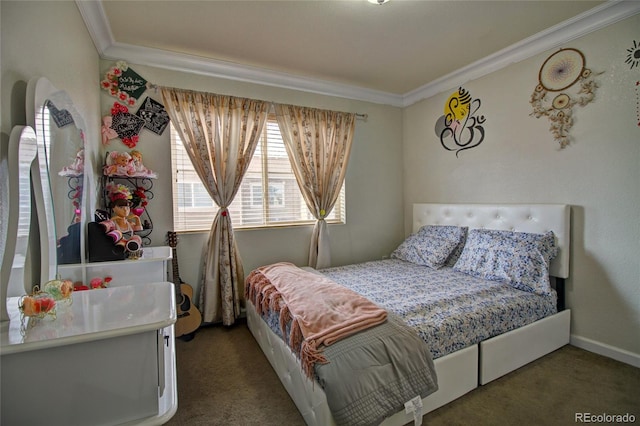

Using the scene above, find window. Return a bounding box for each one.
[171,116,345,231]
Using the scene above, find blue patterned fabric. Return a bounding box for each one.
[453,229,558,295]
[391,225,467,269]
[444,227,468,267]
[319,259,557,359]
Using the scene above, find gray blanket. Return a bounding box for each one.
[315,313,438,426]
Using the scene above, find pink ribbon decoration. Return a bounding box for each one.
[101,116,118,145]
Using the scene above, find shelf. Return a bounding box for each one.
[102,175,155,245]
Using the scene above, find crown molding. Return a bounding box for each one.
[74,0,404,106]
[101,41,406,107]
[77,0,639,108]
[76,0,113,55]
[403,0,640,106]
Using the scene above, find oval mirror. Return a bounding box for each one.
[27,78,88,273]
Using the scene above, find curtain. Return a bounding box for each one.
[161,87,269,325]
[274,104,355,269]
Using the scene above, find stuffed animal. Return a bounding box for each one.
[130,150,157,178]
[59,149,85,177]
[103,151,134,176]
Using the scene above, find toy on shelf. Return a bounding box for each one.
[130,150,156,177]
[101,183,143,253]
[58,148,85,177]
[103,150,156,178]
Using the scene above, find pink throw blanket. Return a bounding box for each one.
[245,262,387,378]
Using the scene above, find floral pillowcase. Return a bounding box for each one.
[391,225,468,269]
[453,229,558,295]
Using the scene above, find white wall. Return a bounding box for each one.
[98,62,405,301]
[1,1,101,287]
[403,14,640,361]
[1,1,100,143]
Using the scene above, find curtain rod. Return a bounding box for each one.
[147,83,368,120]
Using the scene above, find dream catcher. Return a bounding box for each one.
[530,48,601,148]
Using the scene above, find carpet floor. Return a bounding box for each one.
[164,320,639,426]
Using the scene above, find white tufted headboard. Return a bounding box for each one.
[413,203,570,279]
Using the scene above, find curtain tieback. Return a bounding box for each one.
[319,209,326,219]
[220,207,229,217]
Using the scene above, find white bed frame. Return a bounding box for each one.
[246,203,571,426]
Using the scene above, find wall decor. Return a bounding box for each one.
[109,102,145,148]
[101,61,148,106]
[635,81,640,128]
[530,48,601,148]
[101,116,118,146]
[434,86,486,157]
[625,39,640,70]
[626,40,640,128]
[45,100,74,128]
[136,97,170,136]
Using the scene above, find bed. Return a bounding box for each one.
[246,203,571,426]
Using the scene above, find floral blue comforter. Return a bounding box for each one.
[319,259,557,359]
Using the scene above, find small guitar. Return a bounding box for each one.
[167,231,202,338]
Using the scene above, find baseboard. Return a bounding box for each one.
[570,335,640,368]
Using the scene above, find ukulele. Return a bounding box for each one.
[167,231,202,338]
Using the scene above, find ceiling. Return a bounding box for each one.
[81,0,633,105]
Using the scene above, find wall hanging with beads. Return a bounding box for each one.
[624,40,640,128]
[530,48,603,148]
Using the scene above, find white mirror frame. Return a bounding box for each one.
[26,77,90,282]
[0,126,38,321]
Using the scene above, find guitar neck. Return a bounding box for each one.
[171,246,183,297]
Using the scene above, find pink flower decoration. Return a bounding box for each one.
[110,102,129,115]
[122,135,139,149]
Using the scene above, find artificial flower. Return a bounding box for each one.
[105,182,132,203]
[132,187,148,208]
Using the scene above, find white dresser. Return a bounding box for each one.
[1,278,177,425]
[57,246,173,288]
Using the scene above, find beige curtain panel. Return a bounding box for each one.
[161,87,269,325]
[274,104,356,269]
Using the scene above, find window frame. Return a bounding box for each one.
[170,116,346,232]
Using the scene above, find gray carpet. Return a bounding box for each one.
[164,321,639,426]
